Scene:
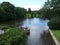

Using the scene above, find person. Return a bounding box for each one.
[25,26,28,30]
[24,26,30,35]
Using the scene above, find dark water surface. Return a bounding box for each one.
[22,18,50,45]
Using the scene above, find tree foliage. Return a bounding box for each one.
[39,0,60,19]
[15,7,27,19]
[0,2,27,21]
[48,17,60,30]
[39,0,60,29]
[28,8,31,13]
[0,28,27,45]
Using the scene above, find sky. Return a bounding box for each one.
[0,0,47,10]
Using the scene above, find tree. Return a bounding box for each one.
[48,17,60,30]
[49,0,60,17]
[38,0,53,19]
[15,7,27,19]
[38,0,60,30]
[0,2,27,21]
[28,8,31,13]
[1,2,15,20]
[39,0,60,19]
[0,7,6,21]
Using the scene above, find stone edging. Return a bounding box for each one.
[49,30,60,45]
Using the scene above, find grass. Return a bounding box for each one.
[52,30,60,43]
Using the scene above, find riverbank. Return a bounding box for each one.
[52,30,60,43]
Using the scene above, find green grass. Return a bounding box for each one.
[52,30,60,43]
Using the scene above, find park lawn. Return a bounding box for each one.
[52,30,60,43]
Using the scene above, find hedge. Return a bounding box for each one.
[48,17,60,30]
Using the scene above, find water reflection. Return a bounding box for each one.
[22,18,49,30]
[22,18,49,45]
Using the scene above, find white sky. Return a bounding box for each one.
[0,0,47,10]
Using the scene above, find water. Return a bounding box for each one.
[0,18,53,45]
[0,30,4,34]
[22,18,50,45]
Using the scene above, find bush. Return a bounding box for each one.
[48,17,60,30]
[0,28,27,45]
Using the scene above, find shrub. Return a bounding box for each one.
[48,17,60,30]
[0,28,27,45]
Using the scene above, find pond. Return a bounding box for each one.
[21,18,52,45]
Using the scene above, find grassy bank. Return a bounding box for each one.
[52,30,60,43]
[0,25,27,45]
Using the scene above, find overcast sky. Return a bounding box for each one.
[0,0,47,10]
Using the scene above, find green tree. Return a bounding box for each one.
[28,8,31,13]
[0,2,27,21]
[38,0,60,30]
[0,7,6,21]
[15,7,27,19]
[48,17,60,30]
[1,2,15,20]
